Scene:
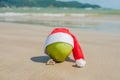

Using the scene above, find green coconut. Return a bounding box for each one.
[46,42,73,63]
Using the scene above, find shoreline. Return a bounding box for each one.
[0,21,120,35]
[0,13,120,35]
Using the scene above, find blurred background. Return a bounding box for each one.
[0,0,120,34]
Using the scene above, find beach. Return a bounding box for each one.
[0,22,120,80]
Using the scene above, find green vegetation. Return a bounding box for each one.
[0,0,100,8]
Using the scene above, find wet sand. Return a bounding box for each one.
[0,22,120,80]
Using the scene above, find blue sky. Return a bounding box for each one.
[58,0,120,9]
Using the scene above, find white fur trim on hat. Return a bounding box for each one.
[76,59,86,67]
[44,32,74,48]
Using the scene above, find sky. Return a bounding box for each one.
[58,0,120,9]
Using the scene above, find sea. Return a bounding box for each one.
[0,8,120,35]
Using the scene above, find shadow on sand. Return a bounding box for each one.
[31,56,50,63]
[31,56,75,63]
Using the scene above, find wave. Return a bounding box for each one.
[0,12,88,17]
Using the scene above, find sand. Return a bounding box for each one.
[0,22,120,80]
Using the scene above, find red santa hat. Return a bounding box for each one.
[44,28,86,67]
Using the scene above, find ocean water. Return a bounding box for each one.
[0,8,120,35]
[79,22,120,34]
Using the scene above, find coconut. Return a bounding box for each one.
[46,42,72,62]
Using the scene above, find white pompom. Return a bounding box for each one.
[76,59,86,67]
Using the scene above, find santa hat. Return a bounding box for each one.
[44,28,86,67]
